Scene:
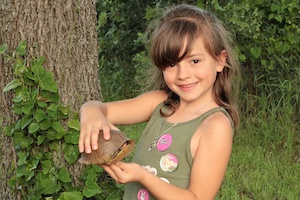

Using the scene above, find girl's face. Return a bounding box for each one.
[162,36,226,104]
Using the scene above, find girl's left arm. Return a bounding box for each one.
[102,112,233,200]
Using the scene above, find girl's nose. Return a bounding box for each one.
[177,63,191,80]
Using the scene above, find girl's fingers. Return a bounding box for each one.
[101,165,119,182]
[91,126,100,150]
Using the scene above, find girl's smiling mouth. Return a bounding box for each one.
[178,82,198,91]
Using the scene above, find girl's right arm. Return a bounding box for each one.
[79,90,168,154]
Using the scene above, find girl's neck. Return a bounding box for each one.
[166,99,217,123]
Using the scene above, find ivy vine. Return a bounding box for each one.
[1,42,115,199]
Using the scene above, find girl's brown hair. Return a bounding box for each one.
[148,4,241,129]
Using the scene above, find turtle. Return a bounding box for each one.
[79,129,135,165]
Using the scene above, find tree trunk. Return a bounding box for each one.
[0,0,101,199]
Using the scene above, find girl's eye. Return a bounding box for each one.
[192,59,200,64]
[169,63,176,67]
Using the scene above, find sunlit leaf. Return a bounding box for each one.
[64,131,79,144]
[63,144,80,164]
[28,123,40,134]
[0,43,8,54]
[68,119,80,131]
[82,180,101,198]
[16,40,27,56]
[34,109,47,123]
[58,167,72,183]
[58,192,83,200]
[2,79,22,93]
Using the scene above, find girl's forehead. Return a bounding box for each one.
[179,36,205,57]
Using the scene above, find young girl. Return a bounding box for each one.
[79,4,240,200]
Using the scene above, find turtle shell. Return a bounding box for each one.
[78,129,134,165]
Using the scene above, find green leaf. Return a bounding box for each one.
[4,125,13,137]
[64,131,79,144]
[17,151,29,166]
[16,166,34,182]
[83,180,102,198]
[28,123,40,134]
[41,160,52,174]
[58,167,72,183]
[8,177,17,188]
[20,116,33,129]
[40,119,52,130]
[48,103,58,112]
[40,72,58,93]
[13,59,27,75]
[16,40,27,56]
[13,95,23,103]
[68,119,80,131]
[250,47,262,59]
[39,90,59,103]
[46,131,56,141]
[20,136,34,149]
[13,131,23,148]
[63,144,80,164]
[35,56,46,66]
[58,192,83,200]
[58,106,69,116]
[24,71,38,83]
[22,99,36,115]
[52,121,65,133]
[37,135,45,145]
[0,43,8,54]
[34,109,47,123]
[2,79,22,93]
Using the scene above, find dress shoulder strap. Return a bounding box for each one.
[200,107,234,129]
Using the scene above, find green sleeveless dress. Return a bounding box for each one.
[123,103,233,200]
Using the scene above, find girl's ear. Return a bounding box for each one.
[216,50,227,72]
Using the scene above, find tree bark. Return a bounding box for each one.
[0,0,101,198]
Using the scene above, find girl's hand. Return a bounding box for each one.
[79,101,118,154]
[101,162,147,184]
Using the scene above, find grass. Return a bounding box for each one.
[217,80,299,199]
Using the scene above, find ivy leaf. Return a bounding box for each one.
[28,123,40,134]
[22,99,36,115]
[0,43,8,54]
[58,106,69,116]
[17,151,29,166]
[20,116,33,129]
[20,136,34,149]
[64,131,79,144]
[63,144,80,164]
[34,109,47,123]
[16,166,34,182]
[58,167,72,183]
[68,119,80,131]
[82,180,102,198]
[13,59,27,75]
[8,177,17,188]
[52,121,66,139]
[41,160,52,174]
[40,119,52,130]
[16,40,27,56]
[37,135,45,145]
[58,192,83,200]
[52,121,65,133]
[39,90,59,103]
[40,72,58,93]
[250,47,262,59]
[35,56,46,66]
[2,79,22,93]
